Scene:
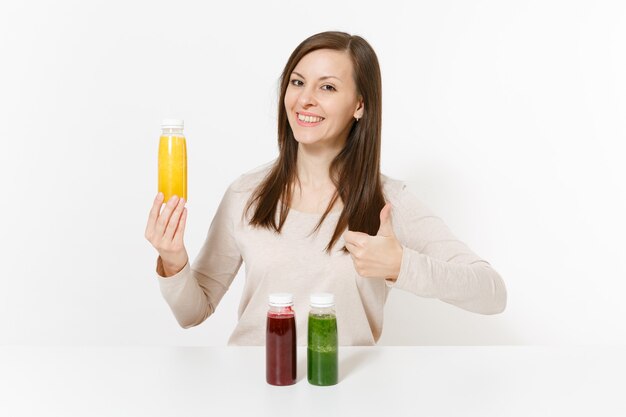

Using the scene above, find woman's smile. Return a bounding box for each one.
[296,112,325,127]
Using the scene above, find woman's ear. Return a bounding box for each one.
[354,99,364,119]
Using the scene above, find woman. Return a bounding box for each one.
[144,31,507,346]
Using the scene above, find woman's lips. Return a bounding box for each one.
[296,113,324,127]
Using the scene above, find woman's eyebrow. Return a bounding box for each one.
[291,71,342,82]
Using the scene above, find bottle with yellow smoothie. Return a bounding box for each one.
[158,119,187,203]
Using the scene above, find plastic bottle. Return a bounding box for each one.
[307,292,338,386]
[158,119,187,203]
[266,293,297,386]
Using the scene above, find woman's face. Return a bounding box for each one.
[284,49,364,149]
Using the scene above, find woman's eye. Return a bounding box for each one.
[289,79,335,92]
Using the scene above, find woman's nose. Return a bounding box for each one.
[297,86,317,107]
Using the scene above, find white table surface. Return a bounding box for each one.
[1,346,624,417]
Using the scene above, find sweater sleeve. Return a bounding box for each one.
[155,182,243,328]
[385,182,507,315]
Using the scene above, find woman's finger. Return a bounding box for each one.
[173,207,187,244]
[344,240,359,255]
[163,197,186,242]
[155,195,180,238]
[145,192,164,239]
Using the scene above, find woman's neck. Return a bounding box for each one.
[295,142,341,189]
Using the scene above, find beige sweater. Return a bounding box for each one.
[156,161,507,345]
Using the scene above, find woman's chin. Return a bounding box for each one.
[294,136,323,145]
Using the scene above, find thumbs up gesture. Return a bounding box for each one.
[343,202,403,281]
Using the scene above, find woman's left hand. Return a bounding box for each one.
[343,203,404,281]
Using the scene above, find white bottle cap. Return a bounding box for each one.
[161,119,184,129]
[269,293,294,307]
[310,293,335,308]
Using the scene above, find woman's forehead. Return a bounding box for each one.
[293,49,352,80]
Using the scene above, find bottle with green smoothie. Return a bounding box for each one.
[307,293,338,386]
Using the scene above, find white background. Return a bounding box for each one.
[1,0,624,346]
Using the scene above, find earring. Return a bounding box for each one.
[355,117,360,122]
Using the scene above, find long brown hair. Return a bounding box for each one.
[244,31,385,254]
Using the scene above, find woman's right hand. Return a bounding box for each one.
[145,192,189,276]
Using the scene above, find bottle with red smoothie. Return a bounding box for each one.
[266,293,297,386]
